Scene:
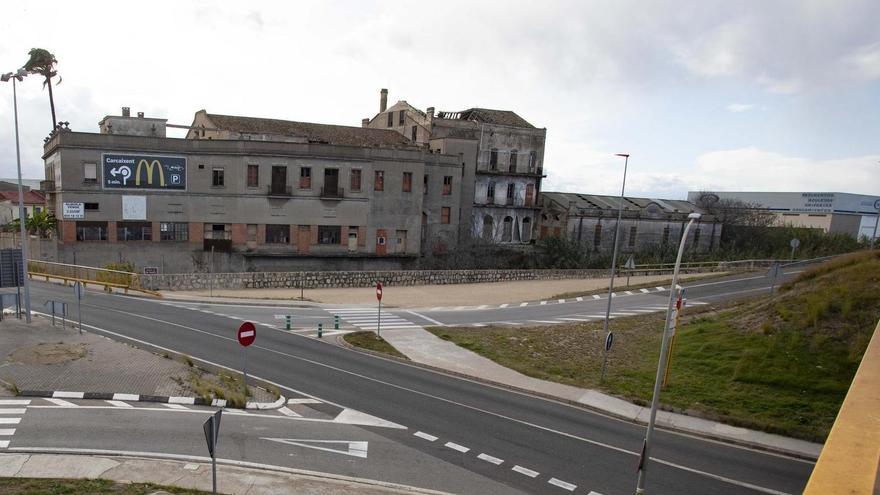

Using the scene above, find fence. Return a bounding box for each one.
[26,259,160,297]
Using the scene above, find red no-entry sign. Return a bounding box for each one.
[238,321,256,347]
[376,282,383,301]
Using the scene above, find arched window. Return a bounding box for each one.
[482,215,494,241]
[502,216,514,242]
[522,217,532,243]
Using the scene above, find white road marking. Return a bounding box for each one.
[557,299,565,303]
[406,310,445,326]
[0,409,25,415]
[640,288,650,293]
[112,393,139,401]
[162,403,189,410]
[628,309,657,313]
[45,398,77,407]
[0,440,8,448]
[625,291,634,295]
[277,406,301,418]
[499,303,509,308]
[576,297,583,302]
[610,312,639,316]
[655,286,665,291]
[0,429,15,435]
[413,431,438,442]
[105,401,132,408]
[690,301,708,305]
[539,301,548,305]
[477,305,488,310]
[53,391,84,399]
[0,400,30,406]
[0,418,21,425]
[444,442,470,453]
[288,398,322,404]
[592,295,601,299]
[262,438,369,458]
[429,307,444,311]
[453,306,466,311]
[512,465,539,477]
[168,397,196,405]
[471,323,487,327]
[556,317,593,322]
[530,320,562,324]
[611,293,618,297]
[549,477,577,491]
[519,302,528,307]
[477,453,504,465]
[333,408,405,429]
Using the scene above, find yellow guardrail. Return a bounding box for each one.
[804,320,880,494]
[26,260,162,298]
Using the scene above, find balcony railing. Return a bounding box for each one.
[320,186,345,200]
[267,184,293,197]
[40,180,55,191]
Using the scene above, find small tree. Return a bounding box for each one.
[693,192,776,228]
[23,48,62,129]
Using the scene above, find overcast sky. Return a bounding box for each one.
[1,0,878,199]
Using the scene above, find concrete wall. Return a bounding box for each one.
[140,267,609,291]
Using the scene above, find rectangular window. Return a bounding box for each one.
[118,221,152,241]
[506,183,515,198]
[441,207,451,224]
[489,149,498,170]
[318,225,341,244]
[84,202,99,210]
[247,164,259,187]
[300,167,311,189]
[528,151,537,172]
[423,174,429,195]
[76,221,107,241]
[350,169,362,192]
[212,167,224,187]
[83,163,97,183]
[266,224,290,244]
[247,224,257,241]
[487,182,496,202]
[411,125,417,141]
[628,226,637,248]
[399,110,405,125]
[525,184,535,206]
[593,224,602,249]
[160,222,188,241]
[374,170,384,191]
[402,172,412,192]
[509,150,517,172]
[386,112,393,127]
[442,176,452,195]
[206,224,230,240]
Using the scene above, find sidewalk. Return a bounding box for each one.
[0,452,452,495]
[162,272,724,308]
[375,325,824,459]
[0,316,275,405]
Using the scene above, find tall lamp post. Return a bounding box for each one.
[600,153,629,381]
[634,212,702,494]
[1,68,32,323]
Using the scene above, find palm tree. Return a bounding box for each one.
[23,48,61,129]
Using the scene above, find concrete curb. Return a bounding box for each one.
[1,450,456,495]
[336,334,822,461]
[17,390,286,410]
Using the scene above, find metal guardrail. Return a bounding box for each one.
[26,260,161,297]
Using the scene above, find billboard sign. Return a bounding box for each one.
[62,202,84,219]
[103,154,186,190]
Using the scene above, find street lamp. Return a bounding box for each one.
[1,68,33,323]
[635,211,701,494]
[600,153,629,381]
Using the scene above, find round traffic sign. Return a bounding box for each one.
[237,321,256,347]
[376,282,383,301]
[790,238,800,249]
[605,332,614,352]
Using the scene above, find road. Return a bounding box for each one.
[11,267,813,495]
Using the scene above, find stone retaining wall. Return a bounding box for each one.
[139,268,612,291]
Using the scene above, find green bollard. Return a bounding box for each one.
[318,323,323,338]
[285,315,291,330]
[334,315,340,330]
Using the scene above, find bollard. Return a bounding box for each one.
[334,315,340,330]
[285,315,291,330]
[318,323,323,338]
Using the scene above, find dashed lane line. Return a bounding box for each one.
[549,477,578,491]
[444,442,470,453]
[413,431,438,442]
[512,465,540,478]
[477,453,504,465]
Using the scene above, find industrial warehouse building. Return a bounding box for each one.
[687,191,880,241]
[41,108,463,272]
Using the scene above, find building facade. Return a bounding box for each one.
[362,89,546,247]
[539,192,721,254]
[41,108,462,273]
[687,191,880,241]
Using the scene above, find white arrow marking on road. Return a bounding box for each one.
[333,408,406,429]
[261,438,369,458]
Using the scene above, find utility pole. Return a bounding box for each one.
[600,153,629,381]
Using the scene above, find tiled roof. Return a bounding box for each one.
[437,108,536,128]
[0,190,45,205]
[205,113,415,147]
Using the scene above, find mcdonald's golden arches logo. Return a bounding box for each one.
[135,159,166,187]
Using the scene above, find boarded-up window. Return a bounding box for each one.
[402,172,412,192]
[374,170,384,191]
[350,169,362,192]
[441,207,451,224]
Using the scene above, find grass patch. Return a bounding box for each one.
[0,478,214,494]
[1,380,20,396]
[343,331,409,359]
[429,251,880,442]
[177,369,249,408]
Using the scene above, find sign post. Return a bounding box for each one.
[73,281,83,334]
[768,263,781,293]
[375,282,383,340]
[202,409,222,495]
[789,238,800,260]
[623,256,636,287]
[237,322,256,399]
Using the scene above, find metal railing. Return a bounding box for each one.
[320,186,345,199]
[267,184,293,196]
[26,259,161,297]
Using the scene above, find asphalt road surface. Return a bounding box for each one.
[11,267,814,495]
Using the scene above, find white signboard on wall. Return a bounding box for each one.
[122,195,147,220]
[62,202,84,219]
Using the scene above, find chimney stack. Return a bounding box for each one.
[361,118,370,128]
[426,107,434,123]
[380,88,388,113]
[137,111,144,118]
[122,107,130,117]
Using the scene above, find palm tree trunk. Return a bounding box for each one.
[46,77,57,129]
